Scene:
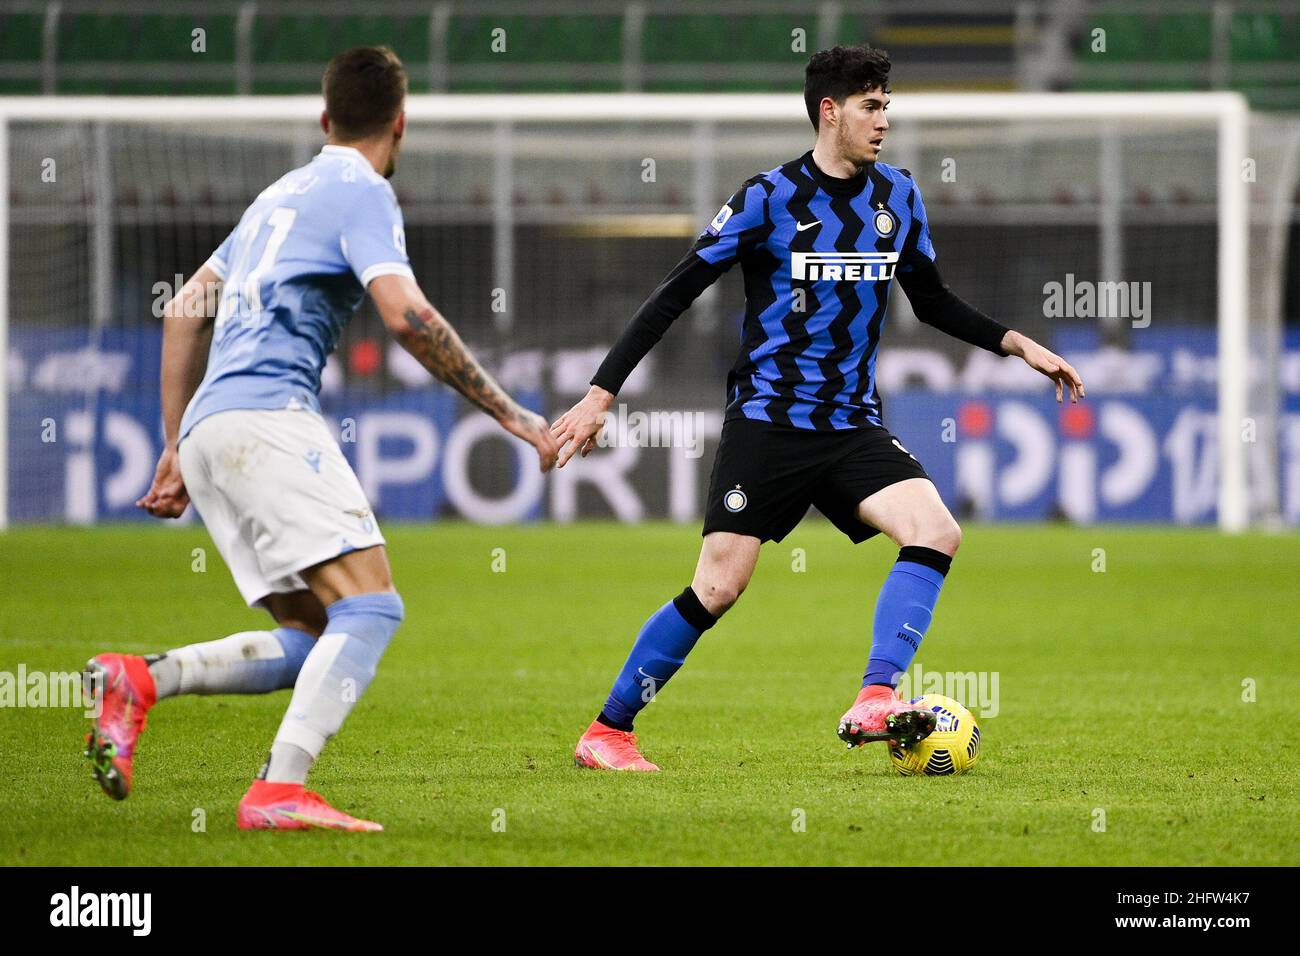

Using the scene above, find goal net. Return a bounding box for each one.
[1,93,1295,530]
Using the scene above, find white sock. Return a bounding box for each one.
[262,743,314,785]
[147,628,315,698]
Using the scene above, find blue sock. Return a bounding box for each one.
[267,627,316,689]
[597,587,717,731]
[309,593,404,704]
[863,547,951,688]
[269,592,405,777]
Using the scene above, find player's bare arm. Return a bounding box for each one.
[369,273,558,472]
[135,263,222,519]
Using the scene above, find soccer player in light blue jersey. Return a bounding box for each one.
[83,48,557,830]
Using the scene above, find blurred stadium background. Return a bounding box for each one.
[2,0,1299,533]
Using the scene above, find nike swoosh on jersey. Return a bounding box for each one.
[795,220,821,232]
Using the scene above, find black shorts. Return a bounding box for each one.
[702,417,930,544]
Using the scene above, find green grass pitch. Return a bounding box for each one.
[1,521,1296,866]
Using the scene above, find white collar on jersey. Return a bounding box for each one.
[320,144,367,163]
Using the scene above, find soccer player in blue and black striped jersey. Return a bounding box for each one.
[554,46,1085,771]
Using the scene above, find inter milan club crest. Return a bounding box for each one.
[723,485,748,513]
[872,202,898,238]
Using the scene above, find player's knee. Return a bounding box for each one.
[264,592,329,637]
[903,512,961,556]
[385,590,406,625]
[694,577,746,617]
[928,517,962,556]
[373,590,406,638]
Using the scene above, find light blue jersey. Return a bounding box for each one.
[179,144,412,441]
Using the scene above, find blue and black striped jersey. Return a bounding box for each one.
[694,151,931,430]
[591,150,1008,431]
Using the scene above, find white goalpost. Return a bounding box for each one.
[0,92,1267,530]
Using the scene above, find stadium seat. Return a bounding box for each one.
[252,13,431,93]
[0,10,42,91]
[1085,14,1149,62]
[1286,14,1300,57]
[258,14,373,64]
[640,12,822,91]
[0,11,43,62]
[0,2,1295,105]
[446,13,622,64]
[58,12,236,64]
[643,13,806,64]
[1155,14,1213,62]
[1231,13,1281,61]
[443,13,623,91]
[1077,9,1300,107]
[49,12,238,93]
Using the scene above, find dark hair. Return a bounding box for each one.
[804,45,891,130]
[322,46,408,141]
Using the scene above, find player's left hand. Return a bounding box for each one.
[136,445,190,518]
[550,385,615,468]
[1006,331,1085,404]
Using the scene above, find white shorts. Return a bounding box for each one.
[178,407,386,607]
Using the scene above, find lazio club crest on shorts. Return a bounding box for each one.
[872,205,898,238]
[345,506,375,533]
[706,204,734,236]
[723,485,748,513]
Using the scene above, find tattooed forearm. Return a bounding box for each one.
[401,307,522,424]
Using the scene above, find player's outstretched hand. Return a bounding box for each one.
[503,408,559,473]
[136,445,190,518]
[1004,330,1086,404]
[550,385,615,468]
